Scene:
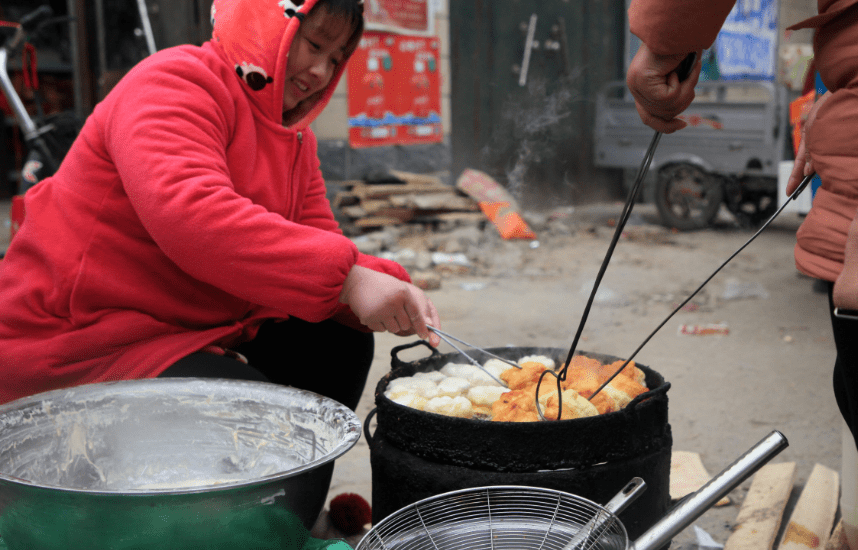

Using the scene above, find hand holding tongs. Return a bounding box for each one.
[427,325,520,387]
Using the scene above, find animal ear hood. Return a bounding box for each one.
[210,0,349,128]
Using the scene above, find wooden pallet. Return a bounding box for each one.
[332,171,479,230]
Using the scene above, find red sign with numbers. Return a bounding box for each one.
[347,32,442,148]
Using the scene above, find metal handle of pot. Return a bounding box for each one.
[390,340,440,371]
[363,407,378,447]
[630,430,789,550]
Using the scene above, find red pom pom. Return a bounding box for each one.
[329,492,372,536]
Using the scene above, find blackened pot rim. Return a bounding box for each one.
[371,344,672,471]
[377,344,669,425]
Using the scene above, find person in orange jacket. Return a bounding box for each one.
[626,1,858,546]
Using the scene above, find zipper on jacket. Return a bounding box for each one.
[297,131,303,144]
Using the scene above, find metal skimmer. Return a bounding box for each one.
[357,485,628,550]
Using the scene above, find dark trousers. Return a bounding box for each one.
[159,318,374,411]
[826,282,858,451]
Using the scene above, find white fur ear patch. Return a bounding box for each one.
[235,62,274,91]
[278,0,306,19]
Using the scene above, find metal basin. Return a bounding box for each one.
[0,378,361,549]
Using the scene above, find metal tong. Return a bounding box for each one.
[535,169,816,420]
[536,50,814,420]
[427,326,520,387]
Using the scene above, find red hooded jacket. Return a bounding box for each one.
[0,0,408,403]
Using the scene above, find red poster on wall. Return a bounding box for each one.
[347,32,442,148]
[364,0,432,35]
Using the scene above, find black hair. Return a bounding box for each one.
[309,0,364,59]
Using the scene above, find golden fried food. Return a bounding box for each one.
[607,360,646,386]
[607,372,648,400]
[500,362,546,390]
[491,389,540,422]
[543,389,599,420]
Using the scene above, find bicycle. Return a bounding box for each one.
[0,5,80,241]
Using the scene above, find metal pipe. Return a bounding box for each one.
[0,49,39,138]
[136,0,157,56]
[631,431,789,550]
[66,0,84,120]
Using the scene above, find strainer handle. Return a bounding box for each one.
[562,478,647,550]
[630,430,788,550]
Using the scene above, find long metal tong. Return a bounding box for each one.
[535,51,815,420]
[536,167,815,420]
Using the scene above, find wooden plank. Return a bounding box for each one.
[388,170,445,187]
[340,205,367,218]
[670,451,730,506]
[778,464,839,550]
[354,216,406,228]
[389,193,479,211]
[824,521,849,550]
[723,462,796,550]
[359,199,395,214]
[352,183,451,200]
[332,191,360,209]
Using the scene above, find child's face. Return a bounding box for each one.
[282,7,352,116]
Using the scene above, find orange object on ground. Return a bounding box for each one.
[479,201,536,240]
[456,168,536,240]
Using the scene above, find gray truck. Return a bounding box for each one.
[593,79,792,229]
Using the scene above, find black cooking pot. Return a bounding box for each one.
[367,341,671,473]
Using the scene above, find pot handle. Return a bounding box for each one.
[390,340,440,370]
[363,407,378,447]
[626,381,671,411]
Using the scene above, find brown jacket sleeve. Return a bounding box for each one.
[628,0,737,56]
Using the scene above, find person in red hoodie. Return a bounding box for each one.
[0,0,441,410]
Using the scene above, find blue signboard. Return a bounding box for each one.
[715,0,778,81]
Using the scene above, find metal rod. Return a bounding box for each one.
[427,326,509,386]
[519,14,537,87]
[631,431,788,550]
[588,172,816,402]
[535,130,661,421]
[427,326,520,369]
[136,0,157,56]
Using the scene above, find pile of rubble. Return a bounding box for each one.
[331,171,676,290]
[332,170,484,232]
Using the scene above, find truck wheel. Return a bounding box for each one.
[654,163,723,230]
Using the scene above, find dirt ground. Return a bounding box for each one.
[325,202,843,548]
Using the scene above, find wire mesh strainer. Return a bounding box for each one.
[358,485,628,550]
[357,431,789,550]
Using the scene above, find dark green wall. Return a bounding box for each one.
[450,0,626,207]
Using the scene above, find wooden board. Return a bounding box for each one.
[824,521,849,550]
[389,170,445,187]
[778,463,840,550]
[670,451,731,506]
[723,462,797,550]
[389,193,479,211]
[352,183,452,200]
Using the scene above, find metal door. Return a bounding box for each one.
[450,0,626,207]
